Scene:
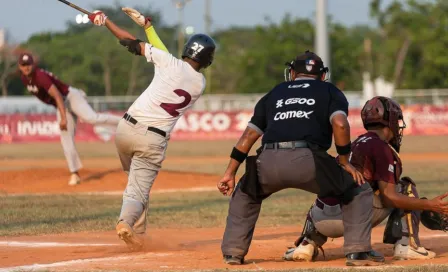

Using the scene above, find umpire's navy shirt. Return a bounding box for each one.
[248,78,349,151]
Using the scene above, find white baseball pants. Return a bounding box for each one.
[57,87,122,173]
[114,118,168,234]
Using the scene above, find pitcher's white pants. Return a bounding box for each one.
[56,87,121,173]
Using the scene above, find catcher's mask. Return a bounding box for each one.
[361,96,406,152]
[284,50,330,82]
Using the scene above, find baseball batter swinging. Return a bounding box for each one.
[284,96,448,262]
[17,53,121,186]
[88,8,216,250]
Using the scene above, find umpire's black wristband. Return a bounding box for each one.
[336,142,351,155]
[230,147,248,163]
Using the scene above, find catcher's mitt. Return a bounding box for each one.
[420,198,448,232]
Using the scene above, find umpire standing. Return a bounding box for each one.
[217,51,385,266]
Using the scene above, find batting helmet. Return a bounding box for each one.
[284,50,329,81]
[361,96,406,152]
[182,34,216,69]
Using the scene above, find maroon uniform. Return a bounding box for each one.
[20,68,70,107]
[349,132,403,191]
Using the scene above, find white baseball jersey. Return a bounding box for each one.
[127,43,206,134]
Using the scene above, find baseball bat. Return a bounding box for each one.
[56,0,91,15]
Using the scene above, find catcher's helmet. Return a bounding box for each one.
[361,96,406,152]
[284,50,330,81]
[182,34,216,69]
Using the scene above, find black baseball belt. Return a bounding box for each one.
[264,141,309,149]
[123,113,166,138]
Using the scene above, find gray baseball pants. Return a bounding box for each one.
[311,193,411,246]
[114,119,168,234]
[56,87,121,173]
[221,148,374,258]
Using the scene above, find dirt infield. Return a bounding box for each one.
[2,225,448,271]
[0,165,218,195]
[2,155,448,271]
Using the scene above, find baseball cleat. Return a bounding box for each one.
[116,221,144,251]
[346,250,385,266]
[393,244,436,260]
[68,173,81,186]
[283,238,318,262]
[223,255,244,265]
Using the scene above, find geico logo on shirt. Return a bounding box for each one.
[276,98,315,108]
[285,97,315,106]
[274,110,314,120]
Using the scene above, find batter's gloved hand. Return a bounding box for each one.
[122,7,151,28]
[217,174,236,196]
[119,38,143,55]
[88,10,107,26]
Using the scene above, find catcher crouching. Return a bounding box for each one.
[284,96,448,262]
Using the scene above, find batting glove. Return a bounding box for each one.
[122,7,151,27]
[88,10,108,26]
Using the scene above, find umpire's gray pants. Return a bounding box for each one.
[114,119,168,234]
[221,148,374,258]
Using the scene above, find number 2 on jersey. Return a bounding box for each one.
[160,89,192,117]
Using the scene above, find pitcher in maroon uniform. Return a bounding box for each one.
[18,53,121,185]
[284,96,448,263]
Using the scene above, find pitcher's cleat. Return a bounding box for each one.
[68,173,81,186]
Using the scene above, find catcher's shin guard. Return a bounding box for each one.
[284,208,327,261]
[383,177,421,248]
[294,211,328,248]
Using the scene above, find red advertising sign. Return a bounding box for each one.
[1,105,448,143]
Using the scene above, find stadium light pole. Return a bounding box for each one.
[173,0,191,58]
[204,0,212,93]
[315,0,330,81]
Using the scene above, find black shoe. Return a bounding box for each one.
[223,255,244,265]
[346,250,385,266]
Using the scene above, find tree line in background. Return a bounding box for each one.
[1,0,447,96]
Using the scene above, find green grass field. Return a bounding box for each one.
[3,136,448,178]
[3,178,448,237]
[2,135,448,159]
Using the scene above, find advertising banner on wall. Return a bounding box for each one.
[1,105,448,143]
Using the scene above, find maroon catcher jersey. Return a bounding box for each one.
[349,131,403,191]
[20,68,70,107]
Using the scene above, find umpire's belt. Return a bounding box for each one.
[123,113,166,138]
[264,141,308,150]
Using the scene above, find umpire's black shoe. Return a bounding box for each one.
[346,250,385,266]
[223,255,244,265]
